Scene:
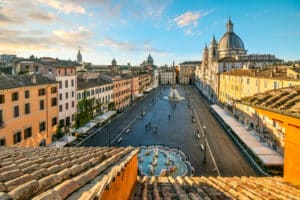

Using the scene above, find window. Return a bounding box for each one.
[25,103,30,114]
[72,91,74,97]
[51,97,57,106]
[0,94,4,104]
[59,81,62,89]
[274,81,278,89]
[91,89,94,95]
[71,79,74,87]
[59,93,62,100]
[65,103,69,110]
[40,100,45,110]
[72,114,75,121]
[65,92,68,99]
[0,137,5,146]
[0,110,3,127]
[52,117,57,126]
[51,87,57,93]
[25,90,30,99]
[12,92,19,101]
[13,131,22,144]
[72,101,74,108]
[38,88,45,96]
[24,127,32,138]
[14,106,19,118]
[59,105,63,112]
[65,80,68,88]
[39,122,46,132]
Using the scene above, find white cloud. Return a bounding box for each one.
[38,0,85,14]
[174,11,202,28]
[174,10,212,36]
[174,10,212,28]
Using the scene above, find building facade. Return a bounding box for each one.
[159,68,176,85]
[0,75,58,147]
[219,67,300,107]
[179,61,201,84]
[197,18,282,103]
[18,58,79,129]
[77,78,113,114]
[236,86,300,155]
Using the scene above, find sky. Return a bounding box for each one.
[0,0,299,66]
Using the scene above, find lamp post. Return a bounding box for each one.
[203,124,207,164]
[108,119,111,147]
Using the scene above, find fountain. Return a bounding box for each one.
[165,156,171,166]
[138,145,191,177]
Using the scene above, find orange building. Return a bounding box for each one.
[113,77,132,111]
[0,75,58,147]
[138,73,152,93]
[239,86,300,185]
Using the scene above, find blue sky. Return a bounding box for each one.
[0,0,299,65]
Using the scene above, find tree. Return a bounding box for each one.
[75,92,95,128]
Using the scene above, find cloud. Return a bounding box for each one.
[174,11,210,28]
[173,10,212,36]
[98,37,165,54]
[38,0,85,14]
[0,0,59,25]
[52,26,92,48]
[0,26,93,53]
[28,11,56,22]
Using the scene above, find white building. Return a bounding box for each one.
[197,17,282,103]
[152,69,159,88]
[159,68,176,85]
[18,58,79,128]
[77,78,114,114]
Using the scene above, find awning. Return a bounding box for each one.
[135,94,144,98]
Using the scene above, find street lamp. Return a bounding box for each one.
[108,119,111,147]
[203,124,207,164]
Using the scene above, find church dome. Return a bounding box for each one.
[218,17,246,58]
[219,18,245,50]
[219,32,245,50]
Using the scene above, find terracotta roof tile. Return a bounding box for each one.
[132,176,300,200]
[0,146,137,200]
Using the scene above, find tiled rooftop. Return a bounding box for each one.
[242,86,300,118]
[131,176,300,200]
[0,146,138,200]
[222,67,296,79]
[77,78,112,90]
[0,75,57,90]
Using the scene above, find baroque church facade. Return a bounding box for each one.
[197,18,282,103]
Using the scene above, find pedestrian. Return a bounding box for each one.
[168,114,171,120]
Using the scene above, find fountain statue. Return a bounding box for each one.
[152,156,158,166]
[149,165,154,175]
[144,147,150,156]
[165,156,171,166]
[159,169,168,176]
[154,148,159,157]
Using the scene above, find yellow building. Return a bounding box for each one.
[0,75,58,147]
[219,66,300,107]
[235,86,300,155]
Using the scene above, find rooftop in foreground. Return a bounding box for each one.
[0,146,299,200]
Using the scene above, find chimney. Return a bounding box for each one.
[31,75,37,84]
[273,66,277,73]
[270,71,274,78]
